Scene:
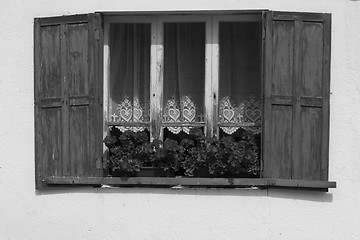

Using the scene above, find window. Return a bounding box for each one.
[102,15,263,178]
[34,11,336,190]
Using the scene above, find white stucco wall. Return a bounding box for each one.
[0,0,359,239]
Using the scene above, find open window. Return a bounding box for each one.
[34,11,335,190]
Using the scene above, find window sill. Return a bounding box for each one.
[45,177,336,191]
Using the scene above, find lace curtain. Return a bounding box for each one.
[108,22,262,135]
[163,23,205,134]
[219,22,262,135]
[108,23,151,132]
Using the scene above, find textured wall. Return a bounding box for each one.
[0,0,359,239]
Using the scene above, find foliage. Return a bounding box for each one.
[103,127,150,173]
[179,128,207,176]
[150,138,183,171]
[104,127,260,177]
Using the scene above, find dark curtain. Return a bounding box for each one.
[163,22,205,127]
[109,23,151,124]
[219,22,262,134]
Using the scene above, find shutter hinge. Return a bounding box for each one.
[95,28,100,40]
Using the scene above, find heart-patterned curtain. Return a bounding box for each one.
[218,21,262,135]
[163,22,205,134]
[163,96,200,134]
[219,95,261,135]
[108,23,151,132]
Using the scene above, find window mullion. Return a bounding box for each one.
[211,17,220,138]
[205,16,213,137]
[103,21,110,143]
[150,18,163,141]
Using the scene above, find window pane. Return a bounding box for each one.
[218,22,262,135]
[163,22,205,135]
[218,22,262,177]
[108,23,151,132]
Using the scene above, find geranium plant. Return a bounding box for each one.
[103,127,260,178]
[103,127,150,175]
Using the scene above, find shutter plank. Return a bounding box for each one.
[321,14,331,181]
[272,12,324,22]
[40,25,62,99]
[291,20,302,181]
[60,23,70,176]
[38,14,88,26]
[272,21,294,97]
[68,23,89,97]
[269,105,292,178]
[66,21,90,177]
[89,13,103,177]
[263,12,273,178]
[295,107,322,179]
[69,106,90,176]
[301,22,323,97]
[34,19,42,188]
[41,109,62,177]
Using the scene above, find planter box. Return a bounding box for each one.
[109,167,257,178]
[110,167,175,178]
[109,169,137,178]
[136,167,175,177]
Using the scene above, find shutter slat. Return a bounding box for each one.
[321,14,331,181]
[294,107,322,179]
[272,21,294,97]
[269,105,293,178]
[272,12,325,22]
[38,14,88,26]
[60,23,70,177]
[66,20,89,177]
[41,108,63,177]
[34,18,42,188]
[291,19,302,181]
[40,25,62,99]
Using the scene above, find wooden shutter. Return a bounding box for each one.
[263,11,331,181]
[34,14,103,189]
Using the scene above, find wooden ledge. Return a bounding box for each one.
[45,177,336,190]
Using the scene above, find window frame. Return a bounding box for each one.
[103,13,264,140]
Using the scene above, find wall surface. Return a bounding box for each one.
[0,0,359,239]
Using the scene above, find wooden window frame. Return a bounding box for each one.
[103,13,264,140]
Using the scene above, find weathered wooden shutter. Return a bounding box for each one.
[34,14,103,189]
[263,11,331,182]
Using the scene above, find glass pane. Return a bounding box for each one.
[108,23,151,132]
[218,22,262,135]
[163,22,205,135]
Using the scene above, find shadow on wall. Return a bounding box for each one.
[267,188,333,202]
[36,186,333,203]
